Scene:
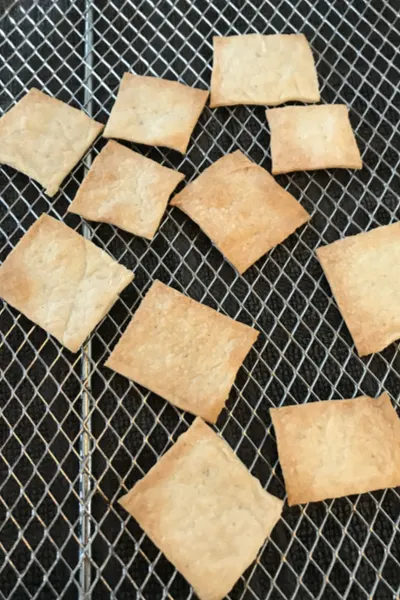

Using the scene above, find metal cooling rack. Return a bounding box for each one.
[1,0,400,598]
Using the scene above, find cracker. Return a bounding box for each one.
[266,104,362,174]
[68,140,184,239]
[210,33,320,108]
[171,150,310,274]
[105,280,258,422]
[270,393,400,505]
[317,223,400,355]
[103,73,209,154]
[119,417,283,600]
[0,214,133,352]
[0,88,103,196]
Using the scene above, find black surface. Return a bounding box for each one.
[1,0,400,599]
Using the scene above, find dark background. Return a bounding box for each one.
[1,0,400,598]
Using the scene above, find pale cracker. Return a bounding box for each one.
[317,223,400,356]
[270,393,400,505]
[119,417,283,600]
[266,104,362,174]
[105,280,258,422]
[0,88,103,196]
[68,140,184,239]
[103,73,209,153]
[0,214,133,352]
[171,150,310,274]
[210,33,320,108]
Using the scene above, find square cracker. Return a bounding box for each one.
[210,33,320,108]
[68,140,184,239]
[103,73,209,154]
[171,150,310,274]
[0,88,103,196]
[105,280,258,422]
[266,104,362,174]
[317,223,400,356]
[0,214,133,353]
[270,393,400,505]
[119,417,283,600]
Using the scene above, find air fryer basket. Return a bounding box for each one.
[1,1,400,598]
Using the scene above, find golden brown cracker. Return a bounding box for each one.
[210,33,319,107]
[105,280,258,422]
[270,393,400,505]
[317,223,400,355]
[0,214,133,352]
[68,140,184,239]
[0,88,103,196]
[266,104,362,174]
[171,150,310,273]
[103,73,209,153]
[119,417,283,600]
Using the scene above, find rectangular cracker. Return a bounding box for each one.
[270,393,400,505]
[119,417,283,600]
[105,280,259,422]
[210,33,320,108]
[103,73,209,154]
[0,88,103,196]
[316,223,400,356]
[266,105,362,174]
[68,140,184,239]
[0,214,133,352]
[171,150,310,274]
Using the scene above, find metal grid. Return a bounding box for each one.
[1,0,400,598]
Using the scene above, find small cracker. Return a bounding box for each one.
[210,33,320,108]
[171,150,310,274]
[270,393,400,505]
[119,417,283,600]
[105,280,258,422]
[0,88,103,196]
[68,140,184,239]
[317,223,400,356]
[0,214,133,352]
[266,104,362,174]
[103,73,209,153]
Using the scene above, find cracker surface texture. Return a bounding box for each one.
[68,140,184,239]
[105,280,258,422]
[270,393,400,505]
[210,33,320,107]
[266,104,362,174]
[317,222,400,355]
[0,88,103,196]
[171,150,310,273]
[119,418,283,600]
[0,214,133,352]
[103,73,209,153]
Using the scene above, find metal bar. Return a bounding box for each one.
[79,1,95,597]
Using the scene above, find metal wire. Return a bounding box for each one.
[1,0,400,598]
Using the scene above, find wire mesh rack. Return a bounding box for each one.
[1,0,400,598]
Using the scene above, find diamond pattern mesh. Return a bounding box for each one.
[1,0,400,598]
